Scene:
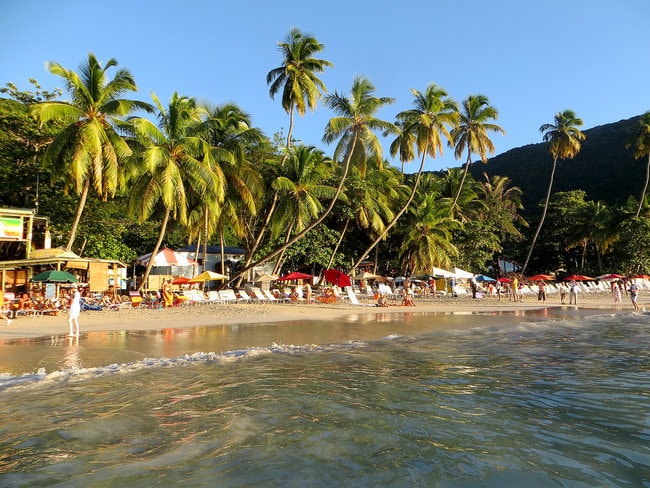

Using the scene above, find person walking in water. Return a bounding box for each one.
[68,284,81,337]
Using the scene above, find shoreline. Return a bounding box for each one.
[0,292,645,342]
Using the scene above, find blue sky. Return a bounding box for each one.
[1,0,649,172]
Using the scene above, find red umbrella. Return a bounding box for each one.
[497,277,512,283]
[632,274,650,279]
[527,274,554,281]
[564,274,594,281]
[277,271,313,282]
[171,276,191,285]
[323,269,352,287]
[601,273,625,280]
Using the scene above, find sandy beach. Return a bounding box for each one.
[0,291,645,342]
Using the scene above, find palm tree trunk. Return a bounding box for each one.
[450,152,472,214]
[521,155,559,276]
[350,149,428,273]
[65,177,90,251]
[202,207,209,273]
[229,132,360,284]
[219,230,226,275]
[193,233,201,278]
[138,208,171,292]
[636,154,650,217]
[325,218,350,270]
[272,221,295,275]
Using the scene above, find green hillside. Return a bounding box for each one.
[468,115,644,216]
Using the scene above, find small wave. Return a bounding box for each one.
[0,341,370,393]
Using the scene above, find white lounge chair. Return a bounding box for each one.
[237,289,254,302]
[218,289,239,303]
[249,287,270,302]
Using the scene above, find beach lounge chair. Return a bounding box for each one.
[236,289,253,303]
[249,287,270,302]
[263,289,288,303]
[205,291,224,304]
[346,288,366,306]
[218,289,240,303]
[184,289,208,305]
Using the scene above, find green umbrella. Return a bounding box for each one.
[31,270,79,283]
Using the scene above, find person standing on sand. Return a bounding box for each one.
[162,279,173,307]
[0,292,12,325]
[303,282,312,304]
[68,284,81,337]
[537,280,546,302]
[612,281,622,309]
[559,282,568,304]
[629,281,640,310]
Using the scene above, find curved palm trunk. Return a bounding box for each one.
[272,220,295,275]
[325,218,351,270]
[229,132,360,285]
[521,155,559,276]
[138,208,171,292]
[202,207,209,273]
[65,177,91,251]
[350,150,428,273]
[636,153,650,217]
[450,152,472,215]
[193,233,201,278]
[235,109,296,287]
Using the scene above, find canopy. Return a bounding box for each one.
[596,273,624,280]
[277,272,313,282]
[31,270,78,283]
[451,267,474,279]
[564,274,594,281]
[189,270,228,283]
[498,277,512,283]
[324,269,352,287]
[527,274,554,281]
[354,271,379,281]
[474,274,496,283]
[137,247,197,267]
[253,273,278,282]
[432,267,455,278]
[171,276,191,285]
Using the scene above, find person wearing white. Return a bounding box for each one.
[68,284,81,337]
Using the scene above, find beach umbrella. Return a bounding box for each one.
[474,275,496,283]
[597,273,624,280]
[564,274,594,281]
[189,270,228,283]
[451,267,474,279]
[353,271,379,281]
[253,273,278,282]
[31,270,78,283]
[137,247,197,267]
[497,277,512,283]
[277,271,313,281]
[171,276,191,285]
[632,274,650,279]
[324,269,352,287]
[527,274,554,281]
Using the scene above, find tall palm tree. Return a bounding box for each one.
[521,110,585,276]
[450,94,504,214]
[266,27,333,151]
[230,76,395,282]
[127,92,220,291]
[269,145,338,273]
[626,111,650,217]
[350,83,458,273]
[32,53,152,250]
[479,173,526,240]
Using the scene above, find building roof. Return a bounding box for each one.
[176,245,246,256]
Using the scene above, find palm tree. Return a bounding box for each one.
[450,94,504,214]
[479,173,526,240]
[521,110,585,276]
[626,111,650,217]
[269,145,338,273]
[350,83,458,273]
[266,27,333,151]
[127,92,221,291]
[230,76,395,282]
[32,53,152,250]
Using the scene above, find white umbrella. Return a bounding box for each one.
[137,247,197,267]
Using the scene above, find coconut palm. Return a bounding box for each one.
[127,92,221,291]
[450,94,504,214]
[267,27,333,151]
[350,83,458,273]
[269,145,338,273]
[32,53,152,250]
[479,173,526,240]
[521,110,585,276]
[626,111,650,217]
[229,76,395,282]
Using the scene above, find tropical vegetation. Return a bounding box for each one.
[1,32,649,282]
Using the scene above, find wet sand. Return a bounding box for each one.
[0,291,644,342]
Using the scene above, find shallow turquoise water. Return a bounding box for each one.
[0,309,649,487]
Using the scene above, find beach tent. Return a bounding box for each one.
[451,267,474,279]
[432,267,455,278]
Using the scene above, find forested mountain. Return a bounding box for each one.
[467,115,643,216]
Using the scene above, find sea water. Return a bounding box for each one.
[0,309,649,487]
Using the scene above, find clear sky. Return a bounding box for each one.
[1,0,649,172]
